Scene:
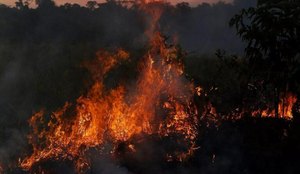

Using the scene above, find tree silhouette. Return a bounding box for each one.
[35,0,55,8]
[86,1,98,10]
[230,0,300,117]
[15,0,30,10]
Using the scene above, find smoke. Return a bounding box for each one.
[0,46,35,172]
[0,0,257,173]
[159,0,256,54]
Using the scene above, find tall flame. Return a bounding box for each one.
[20,32,199,172]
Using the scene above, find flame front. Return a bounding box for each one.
[251,92,297,119]
[20,33,199,172]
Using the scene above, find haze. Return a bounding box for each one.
[0,0,233,7]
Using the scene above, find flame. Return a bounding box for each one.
[20,33,199,172]
[251,92,297,119]
[20,2,199,172]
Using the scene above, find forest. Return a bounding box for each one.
[0,0,300,173]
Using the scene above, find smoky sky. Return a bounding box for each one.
[0,0,233,7]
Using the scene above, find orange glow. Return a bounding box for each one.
[251,92,297,119]
[20,32,199,172]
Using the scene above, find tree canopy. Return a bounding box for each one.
[230,0,300,117]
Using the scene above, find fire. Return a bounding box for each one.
[20,2,199,172]
[252,92,297,119]
[20,32,199,172]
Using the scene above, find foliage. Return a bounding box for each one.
[230,0,300,116]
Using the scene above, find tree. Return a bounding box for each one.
[15,0,30,10]
[35,0,55,8]
[176,2,191,13]
[230,0,300,117]
[61,3,72,9]
[86,1,98,10]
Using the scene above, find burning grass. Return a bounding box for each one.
[20,33,199,173]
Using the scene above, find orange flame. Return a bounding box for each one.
[20,3,200,172]
[251,92,297,119]
[20,33,199,172]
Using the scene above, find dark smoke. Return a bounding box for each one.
[3,0,293,174]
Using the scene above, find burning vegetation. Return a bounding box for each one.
[251,92,297,119]
[19,2,204,173]
[0,0,299,174]
[20,22,201,174]
[17,1,299,173]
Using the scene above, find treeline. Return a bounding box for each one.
[0,0,255,51]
